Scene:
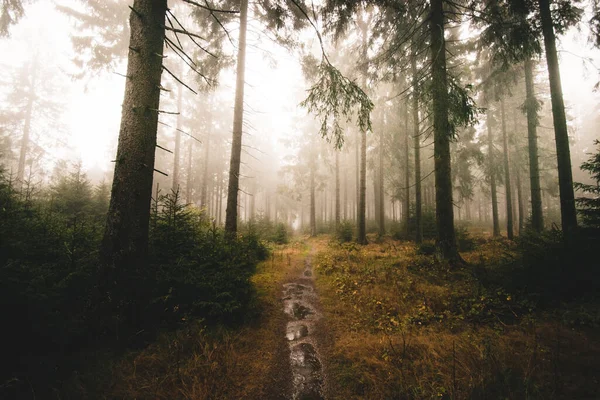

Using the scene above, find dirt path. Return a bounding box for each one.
[267,243,327,400]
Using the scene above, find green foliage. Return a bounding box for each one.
[273,222,289,244]
[146,189,269,324]
[336,220,354,243]
[300,61,373,149]
[240,213,290,244]
[455,224,476,252]
[575,140,600,229]
[0,168,269,397]
[392,205,437,241]
[416,240,436,256]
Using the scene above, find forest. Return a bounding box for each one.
[0,0,599,399]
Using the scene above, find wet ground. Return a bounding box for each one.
[281,254,326,400]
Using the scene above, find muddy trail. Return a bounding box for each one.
[279,247,327,400]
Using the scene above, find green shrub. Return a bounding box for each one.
[336,220,354,243]
[272,222,289,244]
[456,224,476,252]
[417,240,436,255]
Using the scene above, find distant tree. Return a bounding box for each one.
[575,140,600,229]
[56,0,129,77]
[224,0,248,237]
[537,0,581,237]
[0,0,25,37]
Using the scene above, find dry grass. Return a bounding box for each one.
[313,235,600,399]
[104,240,309,399]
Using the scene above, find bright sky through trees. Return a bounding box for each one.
[0,1,598,180]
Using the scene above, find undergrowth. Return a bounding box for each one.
[313,233,600,399]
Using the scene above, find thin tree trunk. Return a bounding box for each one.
[538,0,578,237]
[411,50,422,243]
[224,0,248,236]
[100,0,167,275]
[404,101,411,237]
[200,115,211,211]
[430,0,460,262]
[500,98,514,239]
[250,180,255,221]
[343,150,348,220]
[514,109,525,235]
[378,114,385,236]
[487,109,500,237]
[172,75,183,191]
[217,171,223,224]
[524,57,544,232]
[357,15,369,245]
[17,90,34,189]
[355,129,359,222]
[310,158,316,236]
[335,149,340,227]
[185,138,193,204]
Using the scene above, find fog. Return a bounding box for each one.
[1,0,599,233]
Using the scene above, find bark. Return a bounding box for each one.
[100,0,167,274]
[355,129,359,221]
[402,101,411,237]
[250,180,256,221]
[358,125,367,244]
[200,116,211,211]
[378,115,385,235]
[524,57,544,232]
[500,98,514,239]
[224,0,248,236]
[185,138,193,204]
[487,109,500,237]
[335,149,340,227]
[514,107,525,234]
[538,0,578,237]
[430,0,460,262]
[343,151,348,219]
[16,89,34,189]
[357,15,369,245]
[310,158,316,236]
[172,76,183,191]
[411,50,423,243]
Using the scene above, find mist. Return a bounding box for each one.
[1,1,600,399]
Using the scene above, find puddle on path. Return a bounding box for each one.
[282,253,325,400]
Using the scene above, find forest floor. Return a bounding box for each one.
[97,233,599,399]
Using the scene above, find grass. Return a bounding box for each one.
[64,240,309,399]
[313,234,600,399]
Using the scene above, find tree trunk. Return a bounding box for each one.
[100,0,167,275]
[500,99,514,239]
[343,150,348,220]
[355,129,359,221]
[538,0,578,237]
[430,0,460,262]
[17,90,34,189]
[487,109,500,237]
[524,57,544,232]
[358,126,367,244]
[200,115,211,211]
[224,0,248,237]
[411,50,422,243]
[335,149,340,227]
[185,138,193,204]
[250,180,256,221]
[378,115,385,236]
[310,158,316,236]
[514,108,525,235]
[357,16,369,245]
[172,75,183,191]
